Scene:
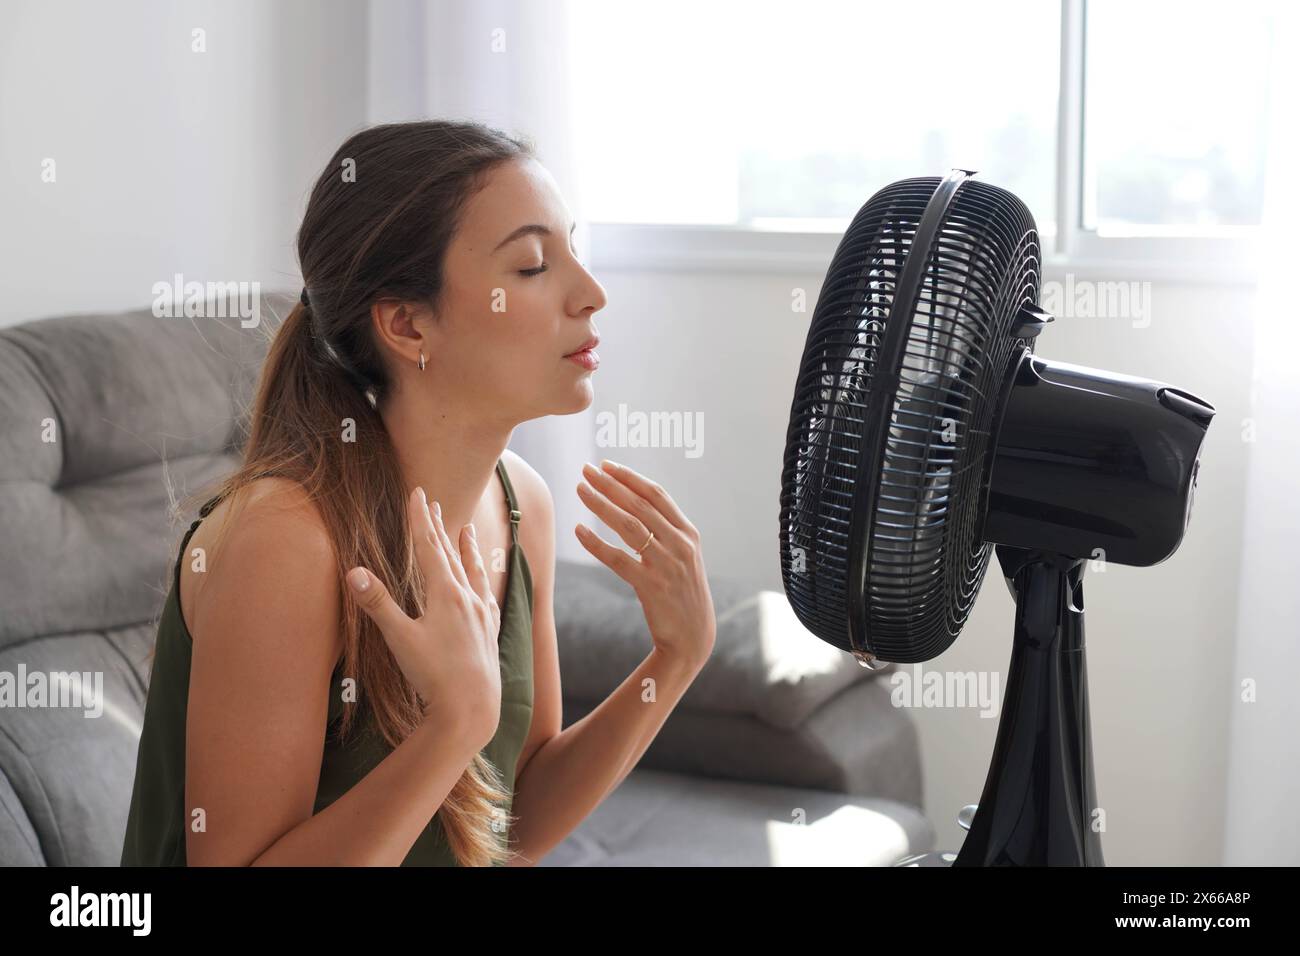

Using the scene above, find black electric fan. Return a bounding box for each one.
[778,169,1215,866]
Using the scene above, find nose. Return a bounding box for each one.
[571,266,607,317]
[589,277,608,314]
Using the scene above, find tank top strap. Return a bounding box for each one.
[174,493,222,540]
[495,457,522,544]
[197,492,225,519]
[172,491,225,594]
[176,492,223,557]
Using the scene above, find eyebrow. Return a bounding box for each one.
[493,220,577,253]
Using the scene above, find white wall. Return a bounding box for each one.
[0,0,369,328]
[1222,27,1300,862]
[1221,296,1300,864]
[588,262,1254,865]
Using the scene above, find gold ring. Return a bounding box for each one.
[634,530,655,556]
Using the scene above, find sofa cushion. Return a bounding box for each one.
[553,559,892,731]
[0,294,289,649]
[0,621,156,866]
[0,766,43,865]
[535,767,934,866]
[563,675,922,805]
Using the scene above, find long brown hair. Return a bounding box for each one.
[184,120,535,866]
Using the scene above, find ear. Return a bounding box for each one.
[370,299,433,369]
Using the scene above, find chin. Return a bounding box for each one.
[554,378,595,415]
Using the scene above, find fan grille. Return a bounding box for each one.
[779,176,1040,662]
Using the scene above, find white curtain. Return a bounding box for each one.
[369,0,596,564]
[1223,4,1300,864]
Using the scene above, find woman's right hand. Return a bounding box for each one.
[345,486,503,746]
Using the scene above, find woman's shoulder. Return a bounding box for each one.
[499,449,553,520]
[181,476,341,657]
[191,476,335,568]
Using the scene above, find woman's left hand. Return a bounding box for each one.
[575,460,716,670]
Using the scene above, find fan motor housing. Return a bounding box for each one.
[982,354,1215,567]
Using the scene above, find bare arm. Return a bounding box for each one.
[184,482,486,866]
[250,712,484,866]
[499,455,713,865]
[507,647,704,865]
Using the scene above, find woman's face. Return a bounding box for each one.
[418,157,607,423]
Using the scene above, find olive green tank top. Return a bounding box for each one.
[120,458,534,866]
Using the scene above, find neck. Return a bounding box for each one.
[379,392,515,541]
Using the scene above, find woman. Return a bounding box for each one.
[120,120,717,867]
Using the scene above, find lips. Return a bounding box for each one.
[565,335,600,356]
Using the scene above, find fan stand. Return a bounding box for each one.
[896,546,1105,867]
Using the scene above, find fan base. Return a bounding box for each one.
[894,852,959,867]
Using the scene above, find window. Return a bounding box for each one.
[569,0,1060,234]
[1082,0,1275,234]
[568,0,1278,279]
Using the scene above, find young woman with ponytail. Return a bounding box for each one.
[120,120,717,867]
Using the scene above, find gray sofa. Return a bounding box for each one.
[0,292,933,866]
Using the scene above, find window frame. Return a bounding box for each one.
[587,0,1261,286]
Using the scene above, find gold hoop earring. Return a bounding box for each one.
[417,349,425,371]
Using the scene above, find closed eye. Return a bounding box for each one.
[519,245,584,277]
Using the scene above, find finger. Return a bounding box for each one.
[411,487,454,589]
[582,463,681,546]
[459,522,493,610]
[346,566,412,638]
[576,476,659,556]
[430,499,471,591]
[598,460,698,537]
[575,522,640,585]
